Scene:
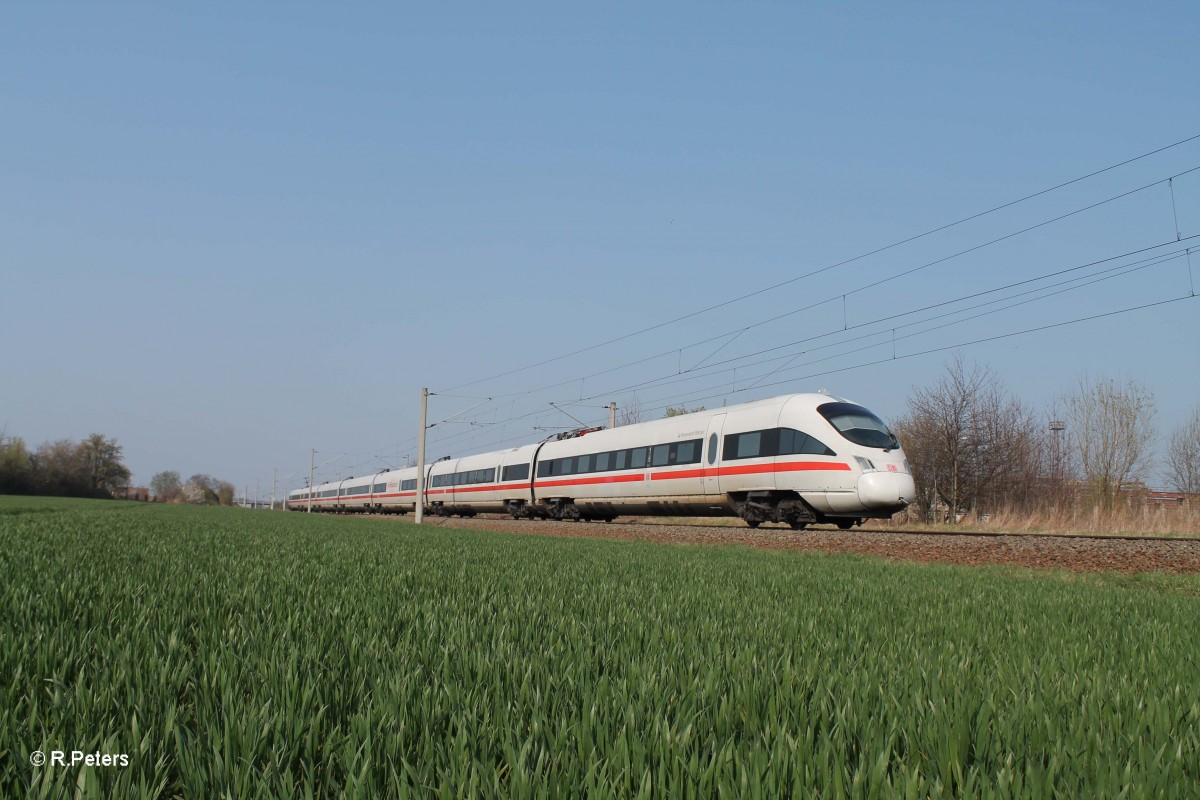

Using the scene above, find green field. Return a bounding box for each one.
[2,497,1198,798]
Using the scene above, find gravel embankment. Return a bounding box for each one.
[413,515,1200,574]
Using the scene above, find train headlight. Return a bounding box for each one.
[855,456,877,472]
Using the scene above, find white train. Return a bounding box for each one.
[287,393,915,529]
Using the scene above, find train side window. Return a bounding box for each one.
[707,434,717,465]
[651,444,670,467]
[737,432,761,459]
[796,432,836,456]
[677,440,699,464]
[576,454,592,474]
[503,464,530,481]
[630,447,648,469]
[559,457,575,475]
[595,452,612,472]
[615,450,628,470]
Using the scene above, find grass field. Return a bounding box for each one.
[2,497,1198,798]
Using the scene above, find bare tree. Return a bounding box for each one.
[215,481,236,506]
[617,394,644,427]
[1166,406,1200,495]
[1064,376,1156,509]
[893,355,1044,522]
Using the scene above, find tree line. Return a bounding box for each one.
[891,356,1200,521]
[0,430,241,506]
[0,432,131,498]
[148,471,237,506]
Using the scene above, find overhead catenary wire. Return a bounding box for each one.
[418,244,1195,457]
[326,236,1196,474]
[399,285,1200,460]
[477,165,1200,405]
[442,132,1200,394]
[563,238,1198,403]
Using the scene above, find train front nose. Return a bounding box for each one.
[857,471,916,511]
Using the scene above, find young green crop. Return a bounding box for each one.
[1,497,1197,798]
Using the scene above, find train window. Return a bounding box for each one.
[503,463,530,481]
[579,454,596,474]
[778,429,836,456]
[707,434,718,464]
[630,447,648,469]
[676,440,700,464]
[559,457,575,475]
[651,445,670,467]
[401,479,416,491]
[817,402,899,450]
[737,432,762,459]
[595,451,612,472]
[799,433,836,456]
[372,483,385,493]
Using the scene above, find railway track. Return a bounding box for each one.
[390,513,1200,574]
[406,513,1195,544]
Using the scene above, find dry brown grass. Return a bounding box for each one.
[884,503,1200,538]
[628,504,1200,538]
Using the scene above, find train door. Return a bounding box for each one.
[703,414,726,496]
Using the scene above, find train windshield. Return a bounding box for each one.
[817,402,900,451]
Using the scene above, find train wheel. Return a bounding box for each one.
[790,521,807,531]
[746,520,760,529]
[836,519,854,530]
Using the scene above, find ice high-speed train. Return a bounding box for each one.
[288,393,915,529]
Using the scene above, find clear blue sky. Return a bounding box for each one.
[3,1,1198,495]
